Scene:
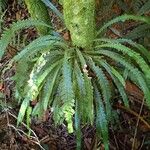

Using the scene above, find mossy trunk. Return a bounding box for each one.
[24,0,52,35]
[63,0,96,49]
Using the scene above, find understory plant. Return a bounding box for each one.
[0,0,150,149]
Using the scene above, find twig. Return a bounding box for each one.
[131,98,144,150]
[115,104,150,129]
[7,111,45,150]
[8,124,45,150]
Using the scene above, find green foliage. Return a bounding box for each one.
[41,0,63,21]
[0,1,150,149]
[0,0,8,13]
[116,0,150,15]
[0,19,51,59]
[131,0,150,15]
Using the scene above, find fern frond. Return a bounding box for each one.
[26,106,32,135]
[83,71,94,124]
[76,49,94,123]
[32,101,44,118]
[75,103,82,150]
[96,41,150,78]
[113,38,150,62]
[13,35,65,61]
[88,57,112,120]
[137,0,150,15]
[52,79,65,125]
[95,37,150,62]
[97,14,150,36]
[61,51,75,133]
[74,65,82,149]
[98,50,150,107]
[116,0,129,12]
[74,61,86,122]
[14,58,33,101]
[0,19,51,59]
[123,24,150,40]
[17,97,31,126]
[17,54,62,124]
[131,0,150,15]
[98,60,129,107]
[76,48,87,68]
[41,0,63,21]
[94,83,109,150]
[40,66,61,111]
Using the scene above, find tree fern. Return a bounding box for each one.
[0,4,150,148]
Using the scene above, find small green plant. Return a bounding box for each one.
[0,0,150,149]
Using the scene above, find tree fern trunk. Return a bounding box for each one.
[24,0,52,35]
[63,0,96,49]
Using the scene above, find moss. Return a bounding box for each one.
[63,0,96,48]
[25,0,52,35]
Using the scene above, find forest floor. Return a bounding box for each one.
[0,0,150,150]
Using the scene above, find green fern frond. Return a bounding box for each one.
[41,0,63,21]
[0,19,51,59]
[40,66,61,111]
[95,38,150,61]
[76,48,87,68]
[73,65,82,149]
[74,61,86,122]
[123,24,150,40]
[26,106,32,136]
[32,101,44,118]
[116,0,129,12]
[98,60,129,107]
[94,83,109,150]
[12,35,65,61]
[0,0,8,13]
[88,57,112,120]
[98,50,150,107]
[14,58,33,101]
[17,97,31,126]
[61,51,75,133]
[137,0,150,15]
[76,49,94,123]
[17,54,62,125]
[52,79,65,125]
[131,0,150,15]
[97,14,150,36]
[74,103,82,150]
[83,72,94,124]
[113,38,150,62]
[96,41,150,78]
